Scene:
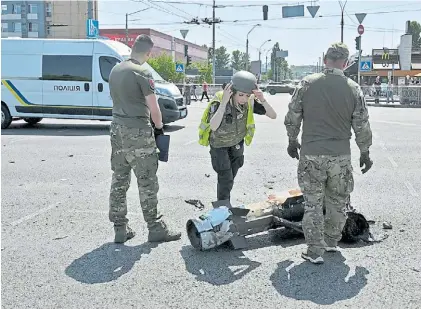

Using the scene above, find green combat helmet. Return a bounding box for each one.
[231,70,258,94]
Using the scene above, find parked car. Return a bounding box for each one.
[266,81,295,95]
[1,38,187,129]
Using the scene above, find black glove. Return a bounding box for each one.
[360,151,373,174]
[154,126,164,138]
[287,140,301,160]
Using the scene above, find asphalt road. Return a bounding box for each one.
[2,93,421,309]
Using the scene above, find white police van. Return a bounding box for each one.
[1,38,187,129]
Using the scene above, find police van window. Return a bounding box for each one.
[42,55,92,81]
[99,56,120,82]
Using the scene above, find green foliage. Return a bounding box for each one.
[146,44,293,84]
[270,42,293,81]
[231,50,242,70]
[409,21,421,48]
[214,46,230,70]
[191,61,213,83]
[147,52,184,82]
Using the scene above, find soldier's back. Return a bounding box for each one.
[300,69,357,156]
[109,60,154,129]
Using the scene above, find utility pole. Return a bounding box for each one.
[341,10,344,43]
[339,0,348,43]
[185,9,220,84]
[87,0,93,19]
[125,8,149,46]
[212,0,216,84]
[125,13,129,45]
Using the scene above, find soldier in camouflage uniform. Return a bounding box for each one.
[108,34,181,243]
[207,71,277,201]
[284,43,374,264]
[184,80,192,105]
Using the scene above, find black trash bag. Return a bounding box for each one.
[341,211,370,243]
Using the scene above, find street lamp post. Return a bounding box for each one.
[125,8,150,45]
[258,39,271,78]
[245,24,261,70]
[265,49,271,75]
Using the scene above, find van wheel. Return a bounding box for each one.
[1,104,12,129]
[23,117,43,125]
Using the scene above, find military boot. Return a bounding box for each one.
[147,220,181,243]
[114,224,136,243]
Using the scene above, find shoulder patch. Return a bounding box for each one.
[149,79,155,91]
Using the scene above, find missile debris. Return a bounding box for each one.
[186,189,373,251]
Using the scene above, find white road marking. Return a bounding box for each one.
[183,139,197,146]
[10,202,61,226]
[404,181,419,197]
[378,141,388,151]
[387,156,398,168]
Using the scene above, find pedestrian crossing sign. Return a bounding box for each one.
[175,63,184,73]
[360,61,371,72]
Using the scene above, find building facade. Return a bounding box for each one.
[344,33,421,83]
[1,0,98,39]
[99,28,208,63]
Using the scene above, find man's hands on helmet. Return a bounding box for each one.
[222,82,233,105]
[360,151,373,174]
[287,139,301,160]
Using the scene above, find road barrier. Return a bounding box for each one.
[361,85,421,106]
[175,84,226,98]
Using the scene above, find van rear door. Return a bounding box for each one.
[92,54,121,119]
[41,41,94,118]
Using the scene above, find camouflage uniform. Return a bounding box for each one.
[108,56,180,243]
[184,82,191,105]
[284,43,373,259]
[109,123,159,226]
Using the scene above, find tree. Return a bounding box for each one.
[147,52,183,82]
[241,52,250,70]
[214,46,230,70]
[409,21,421,48]
[191,61,213,83]
[231,50,242,70]
[270,42,292,81]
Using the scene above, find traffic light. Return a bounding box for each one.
[184,44,188,57]
[355,36,361,50]
[263,5,268,20]
[186,55,192,67]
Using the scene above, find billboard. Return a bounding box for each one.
[250,60,261,75]
[372,49,400,70]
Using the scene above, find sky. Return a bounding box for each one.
[97,0,421,66]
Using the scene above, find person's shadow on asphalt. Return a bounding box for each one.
[179,245,261,286]
[270,252,369,305]
[65,242,158,284]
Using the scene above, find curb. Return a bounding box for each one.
[367,103,421,108]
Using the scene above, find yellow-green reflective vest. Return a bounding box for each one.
[198,91,256,147]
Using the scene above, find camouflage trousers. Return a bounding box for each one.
[297,155,354,256]
[109,122,160,226]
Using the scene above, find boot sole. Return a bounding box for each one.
[301,253,324,264]
[114,233,136,243]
